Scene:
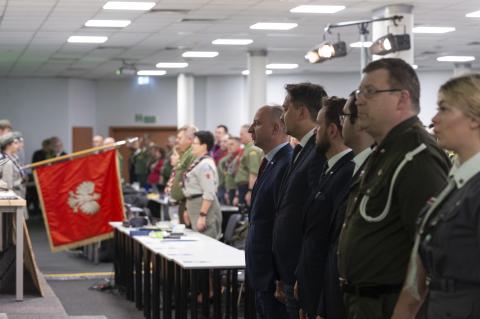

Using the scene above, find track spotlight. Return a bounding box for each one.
[369,33,410,56]
[305,41,347,63]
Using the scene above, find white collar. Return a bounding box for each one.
[326,149,352,173]
[265,142,288,163]
[299,128,316,147]
[449,152,480,188]
[352,147,373,176]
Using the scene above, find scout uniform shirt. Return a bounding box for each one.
[337,116,450,287]
[234,142,263,186]
[170,147,196,202]
[182,156,219,201]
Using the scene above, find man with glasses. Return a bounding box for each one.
[337,58,450,319]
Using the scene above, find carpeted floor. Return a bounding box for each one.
[27,216,144,319]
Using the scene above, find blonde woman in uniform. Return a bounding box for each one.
[393,74,480,318]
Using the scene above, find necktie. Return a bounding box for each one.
[257,158,268,178]
[292,144,303,163]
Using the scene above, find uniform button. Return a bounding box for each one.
[342,223,346,228]
[380,149,386,154]
[377,169,383,176]
[366,189,371,195]
[456,201,461,206]
[425,234,431,242]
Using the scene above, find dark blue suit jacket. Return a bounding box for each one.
[319,158,368,319]
[295,151,354,317]
[245,143,293,291]
[272,135,325,284]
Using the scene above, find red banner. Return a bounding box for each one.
[34,149,124,252]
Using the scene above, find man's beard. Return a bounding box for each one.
[316,132,330,156]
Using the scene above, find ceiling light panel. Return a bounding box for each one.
[137,70,167,76]
[437,56,475,62]
[155,62,188,68]
[349,41,372,48]
[241,70,273,75]
[466,10,480,18]
[182,51,219,58]
[250,23,298,30]
[67,36,108,43]
[413,26,455,34]
[212,39,253,45]
[266,63,298,69]
[290,5,346,14]
[85,20,131,28]
[103,1,156,11]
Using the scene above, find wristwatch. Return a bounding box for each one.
[199,212,208,217]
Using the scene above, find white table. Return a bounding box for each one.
[109,221,248,319]
[0,198,26,301]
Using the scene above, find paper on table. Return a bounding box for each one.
[0,190,18,199]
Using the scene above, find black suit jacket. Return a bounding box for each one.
[272,135,325,284]
[319,158,368,319]
[296,151,354,317]
[245,143,292,291]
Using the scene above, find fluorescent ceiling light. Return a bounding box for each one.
[413,26,455,34]
[212,39,253,45]
[137,70,167,76]
[290,5,345,14]
[412,64,418,69]
[466,10,480,18]
[103,1,155,11]
[241,70,273,75]
[250,22,298,30]
[67,36,108,43]
[85,19,131,27]
[437,56,475,62]
[155,62,188,68]
[182,51,218,58]
[350,41,372,48]
[266,63,298,69]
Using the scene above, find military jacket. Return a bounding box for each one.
[217,154,228,188]
[234,142,263,186]
[338,116,450,286]
[170,147,196,202]
[419,157,480,285]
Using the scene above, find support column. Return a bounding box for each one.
[372,4,414,65]
[177,73,195,127]
[247,50,267,122]
[453,63,472,77]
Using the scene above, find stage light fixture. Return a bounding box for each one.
[305,41,347,63]
[369,33,410,56]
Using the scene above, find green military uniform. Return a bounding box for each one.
[337,116,451,319]
[161,150,173,186]
[223,154,239,192]
[134,148,152,186]
[217,154,228,189]
[234,142,263,186]
[170,147,196,202]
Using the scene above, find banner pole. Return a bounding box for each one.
[24,137,138,170]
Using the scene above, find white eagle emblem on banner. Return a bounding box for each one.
[68,181,101,215]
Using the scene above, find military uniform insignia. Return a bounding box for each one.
[68,181,101,215]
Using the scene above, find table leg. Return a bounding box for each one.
[16,208,24,301]
[152,254,160,319]
[213,269,221,319]
[135,241,143,309]
[144,249,151,319]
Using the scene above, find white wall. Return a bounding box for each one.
[204,75,247,136]
[95,77,178,137]
[0,78,70,164]
[0,70,456,164]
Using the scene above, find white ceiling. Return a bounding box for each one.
[0,0,479,79]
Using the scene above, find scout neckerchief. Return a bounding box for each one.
[181,155,210,187]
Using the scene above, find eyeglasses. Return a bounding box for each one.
[355,87,402,99]
[339,113,352,123]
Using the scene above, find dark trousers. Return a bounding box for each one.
[237,184,248,206]
[343,292,398,319]
[284,283,300,319]
[255,290,288,319]
[425,289,480,319]
[228,189,236,205]
[217,185,227,205]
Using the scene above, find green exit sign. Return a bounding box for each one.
[143,115,156,123]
